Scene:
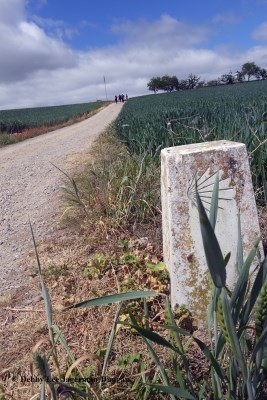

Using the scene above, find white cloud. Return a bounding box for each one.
[212,11,240,25]
[0,0,25,25]
[252,22,267,41]
[111,14,212,48]
[0,1,76,85]
[32,15,79,40]
[1,1,267,109]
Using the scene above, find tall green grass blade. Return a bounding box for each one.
[63,290,156,309]
[101,303,123,383]
[151,384,197,399]
[209,171,219,230]
[196,187,226,288]
[158,324,190,337]
[250,325,267,365]
[220,289,249,387]
[211,369,220,400]
[34,353,57,400]
[193,337,226,381]
[128,310,176,400]
[240,256,267,326]
[129,324,183,356]
[198,381,207,400]
[145,341,175,400]
[230,238,261,321]
[29,221,53,344]
[52,324,75,363]
[171,356,186,390]
[164,297,195,393]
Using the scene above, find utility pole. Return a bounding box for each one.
[103,76,108,100]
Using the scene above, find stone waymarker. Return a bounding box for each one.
[161,140,263,322]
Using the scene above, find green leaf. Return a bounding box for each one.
[63,290,156,310]
[129,324,183,356]
[146,261,166,272]
[196,188,226,288]
[151,384,197,399]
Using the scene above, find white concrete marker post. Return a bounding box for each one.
[161,140,263,322]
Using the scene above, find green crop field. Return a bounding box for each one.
[0,101,108,133]
[116,80,267,199]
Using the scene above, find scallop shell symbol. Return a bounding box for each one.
[187,168,235,212]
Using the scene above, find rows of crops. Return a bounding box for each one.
[0,101,108,133]
[116,80,267,199]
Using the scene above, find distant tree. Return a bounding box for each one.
[259,68,267,80]
[254,67,267,80]
[186,73,200,89]
[235,70,245,83]
[160,75,179,92]
[178,79,189,90]
[241,62,261,81]
[206,79,219,87]
[147,76,162,93]
[197,80,206,88]
[147,75,179,93]
[220,71,235,85]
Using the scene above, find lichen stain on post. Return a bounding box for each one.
[161,140,263,325]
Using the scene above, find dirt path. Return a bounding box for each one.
[0,102,123,295]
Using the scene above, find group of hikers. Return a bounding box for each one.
[115,94,128,103]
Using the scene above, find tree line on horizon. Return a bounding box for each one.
[147,62,267,93]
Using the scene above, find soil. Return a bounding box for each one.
[0,103,123,298]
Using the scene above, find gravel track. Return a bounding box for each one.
[0,103,123,295]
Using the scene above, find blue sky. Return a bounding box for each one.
[0,0,267,109]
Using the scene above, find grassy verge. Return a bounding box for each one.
[57,125,161,231]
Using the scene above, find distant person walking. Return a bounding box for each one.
[125,94,128,100]
[115,95,118,104]
[118,94,122,102]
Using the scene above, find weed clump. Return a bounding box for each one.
[58,127,161,229]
